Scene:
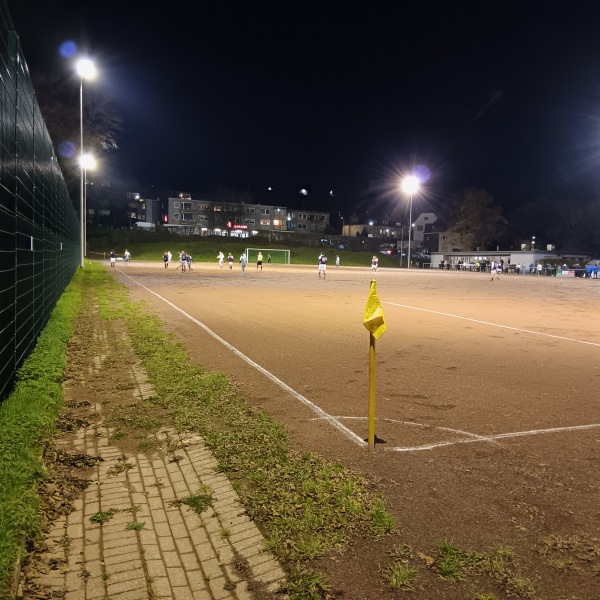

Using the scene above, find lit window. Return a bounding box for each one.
[260,219,270,226]
[214,205,222,212]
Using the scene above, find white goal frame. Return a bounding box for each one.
[245,248,290,265]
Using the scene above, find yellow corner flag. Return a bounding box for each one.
[363,279,387,339]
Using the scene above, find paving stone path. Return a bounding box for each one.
[28,322,286,600]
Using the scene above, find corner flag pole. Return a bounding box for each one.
[363,280,387,450]
[368,332,376,449]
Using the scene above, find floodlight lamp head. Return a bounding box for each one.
[76,58,96,80]
[401,175,420,195]
[80,153,96,170]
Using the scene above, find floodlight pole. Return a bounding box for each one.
[79,78,84,268]
[407,194,413,269]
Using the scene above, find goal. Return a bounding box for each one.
[245,248,290,265]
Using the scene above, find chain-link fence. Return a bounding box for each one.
[0,2,80,400]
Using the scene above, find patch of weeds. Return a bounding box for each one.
[125,521,146,531]
[221,527,231,539]
[388,544,413,561]
[434,540,481,582]
[170,487,213,516]
[370,497,396,537]
[89,509,117,525]
[478,546,535,599]
[122,505,141,515]
[110,431,126,441]
[383,562,416,591]
[180,491,213,515]
[106,454,134,476]
[79,568,91,580]
[137,439,161,453]
[168,454,183,463]
[474,594,498,600]
[284,565,330,600]
[537,532,600,571]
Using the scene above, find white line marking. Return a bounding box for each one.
[117,270,367,447]
[314,415,600,452]
[333,416,500,445]
[386,423,600,452]
[384,302,600,347]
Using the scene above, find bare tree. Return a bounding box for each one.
[31,70,122,204]
[447,188,505,250]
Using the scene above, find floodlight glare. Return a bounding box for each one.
[401,175,420,195]
[76,58,96,80]
[80,153,96,170]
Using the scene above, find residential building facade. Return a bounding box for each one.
[165,194,330,237]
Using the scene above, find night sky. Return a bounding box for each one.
[7,0,600,215]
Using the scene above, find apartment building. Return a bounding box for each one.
[166,194,329,237]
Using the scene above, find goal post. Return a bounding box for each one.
[245,248,290,265]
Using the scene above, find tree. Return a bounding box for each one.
[31,70,122,207]
[447,188,505,250]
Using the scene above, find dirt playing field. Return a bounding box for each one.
[109,260,600,599]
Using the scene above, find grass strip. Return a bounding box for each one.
[89,262,395,595]
[0,272,83,599]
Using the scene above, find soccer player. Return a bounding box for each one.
[318,252,327,279]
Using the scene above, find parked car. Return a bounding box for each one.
[379,243,397,255]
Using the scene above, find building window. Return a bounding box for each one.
[173,202,180,208]
[260,208,271,215]
[173,213,180,220]
[182,202,192,210]
[198,203,209,210]
[245,218,255,225]
[424,216,429,220]
[298,213,307,220]
[319,215,326,221]
[260,219,270,226]
[245,207,255,214]
[297,223,307,230]
[273,219,282,227]
[181,213,194,221]
[213,205,222,212]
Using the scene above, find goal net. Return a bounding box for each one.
[245,248,290,265]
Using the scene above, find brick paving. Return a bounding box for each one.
[28,323,286,600]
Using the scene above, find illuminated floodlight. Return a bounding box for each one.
[79,153,96,170]
[76,58,96,80]
[401,175,420,195]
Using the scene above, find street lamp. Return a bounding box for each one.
[401,175,420,269]
[80,153,96,259]
[76,58,96,268]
